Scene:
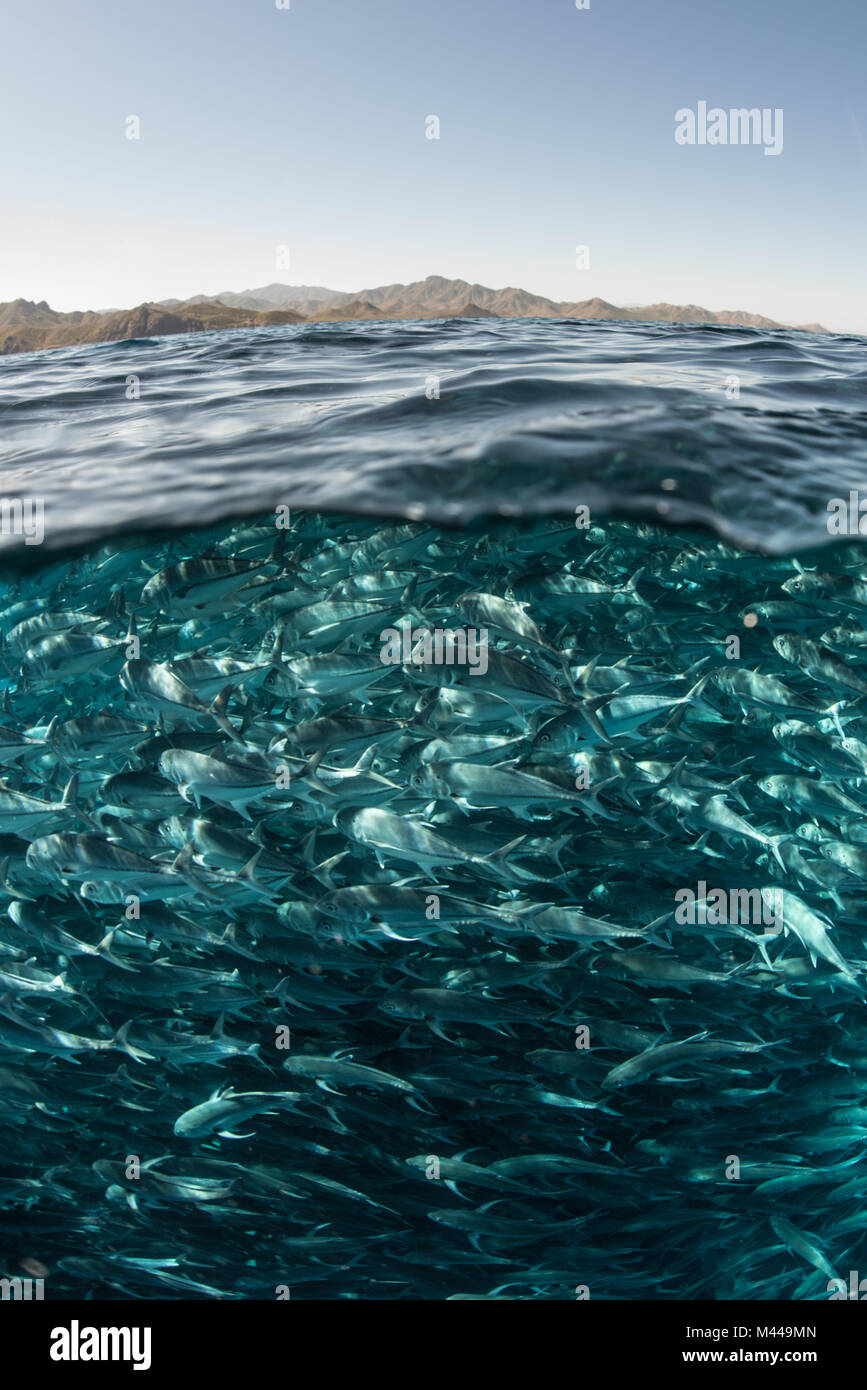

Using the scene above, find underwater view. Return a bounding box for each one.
[2,320,867,1301]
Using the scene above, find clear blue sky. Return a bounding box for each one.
[2,0,865,330]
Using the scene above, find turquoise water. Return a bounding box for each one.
[1,321,867,1299]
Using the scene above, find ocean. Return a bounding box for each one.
[1,316,866,1300]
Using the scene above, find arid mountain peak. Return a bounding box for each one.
[0,278,828,355]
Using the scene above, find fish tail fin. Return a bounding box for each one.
[574,654,600,692]
[299,828,320,871]
[686,670,712,702]
[113,1020,154,1063]
[313,850,349,890]
[239,847,278,900]
[728,774,752,811]
[274,977,303,1011]
[624,566,649,603]
[95,927,137,972]
[643,911,674,949]
[210,686,243,744]
[480,835,527,880]
[580,694,611,745]
[771,834,791,872]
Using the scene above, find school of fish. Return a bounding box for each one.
[1,509,867,1300]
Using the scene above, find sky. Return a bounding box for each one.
[2,0,866,331]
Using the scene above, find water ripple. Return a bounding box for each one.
[0,317,865,559]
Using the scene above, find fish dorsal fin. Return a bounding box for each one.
[240,847,264,882]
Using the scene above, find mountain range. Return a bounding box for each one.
[0,276,828,355]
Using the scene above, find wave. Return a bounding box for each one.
[0,318,865,564]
